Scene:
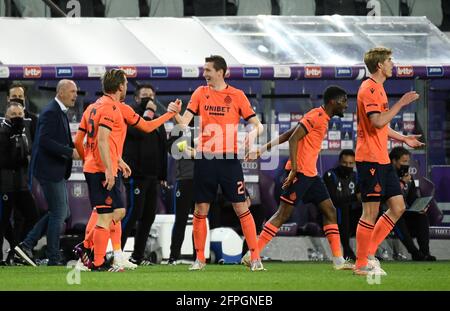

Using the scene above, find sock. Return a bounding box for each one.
[258,222,279,253]
[368,213,395,257]
[238,210,259,261]
[109,220,122,252]
[355,219,374,269]
[83,209,98,249]
[323,224,342,258]
[192,213,207,262]
[92,225,110,267]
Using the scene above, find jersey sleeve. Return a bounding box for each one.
[238,91,256,121]
[98,106,115,131]
[78,109,89,133]
[362,87,382,115]
[299,111,316,133]
[186,87,202,115]
[120,103,140,127]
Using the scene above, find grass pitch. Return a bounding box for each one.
[0,261,449,291]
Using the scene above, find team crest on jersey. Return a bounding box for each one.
[374,183,381,193]
[224,95,232,106]
[105,196,113,205]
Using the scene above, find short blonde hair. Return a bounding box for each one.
[364,47,392,74]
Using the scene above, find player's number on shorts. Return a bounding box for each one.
[88,108,97,138]
[237,181,245,195]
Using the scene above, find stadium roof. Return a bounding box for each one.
[0,15,449,66]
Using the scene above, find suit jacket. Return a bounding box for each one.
[30,99,74,182]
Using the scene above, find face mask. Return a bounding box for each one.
[338,165,353,176]
[10,98,24,106]
[140,97,154,111]
[397,165,410,177]
[9,117,24,134]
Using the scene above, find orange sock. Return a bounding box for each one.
[192,213,207,262]
[323,224,342,257]
[239,210,259,260]
[83,210,98,249]
[355,219,374,269]
[258,222,279,253]
[109,220,122,251]
[368,213,395,257]
[92,225,110,267]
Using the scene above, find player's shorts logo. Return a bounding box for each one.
[370,168,376,176]
[289,192,297,201]
[374,183,381,193]
[105,196,113,205]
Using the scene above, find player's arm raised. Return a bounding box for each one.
[135,99,182,133]
[369,91,419,129]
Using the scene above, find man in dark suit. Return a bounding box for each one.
[14,79,80,266]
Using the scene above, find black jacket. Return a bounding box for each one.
[167,126,195,181]
[123,104,168,180]
[29,99,74,182]
[323,167,359,207]
[0,118,32,192]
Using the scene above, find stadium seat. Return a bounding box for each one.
[407,0,443,27]
[13,0,51,17]
[102,0,139,17]
[279,0,315,16]
[147,0,183,17]
[237,0,272,16]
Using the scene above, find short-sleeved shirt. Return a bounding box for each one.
[78,95,127,176]
[355,78,390,164]
[186,85,255,154]
[285,106,330,177]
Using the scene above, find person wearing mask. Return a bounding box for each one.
[121,84,169,265]
[323,149,361,261]
[389,146,436,261]
[0,103,39,265]
[7,82,38,142]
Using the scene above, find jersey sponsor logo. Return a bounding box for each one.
[243,67,261,78]
[335,67,352,78]
[120,66,137,78]
[23,66,41,78]
[304,66,322,78]
[204,105,231,116]
[56,66,73,78]
[0,66,10,78]
[426,66,444,77]
[396,65,414,77]
[151,67,168,78]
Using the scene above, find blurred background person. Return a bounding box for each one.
[323,149,361,261]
